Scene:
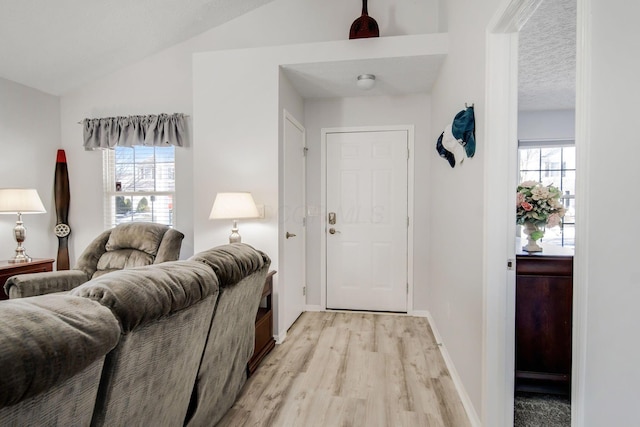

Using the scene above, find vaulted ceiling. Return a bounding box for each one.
[0,0,273,95]
[0,0,576,111]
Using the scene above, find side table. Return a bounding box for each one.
[248,270,276,376]
[0,258,55,300]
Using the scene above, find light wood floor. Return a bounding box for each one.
[218,311,471,427]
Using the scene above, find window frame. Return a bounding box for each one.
[103,146,176,229]
[518,138,575,247]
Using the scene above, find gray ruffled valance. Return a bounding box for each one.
[82,113,187,150]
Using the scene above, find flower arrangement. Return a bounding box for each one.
[516,181,566,233]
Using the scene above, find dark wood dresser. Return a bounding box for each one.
[0,258,55,300]
[515,245,573,395]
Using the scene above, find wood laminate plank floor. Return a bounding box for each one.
[218,312,471,427]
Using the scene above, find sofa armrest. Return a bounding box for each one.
[4,270,90,298]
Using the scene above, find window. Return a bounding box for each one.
[518,139,575,247]
[103,146,175,228]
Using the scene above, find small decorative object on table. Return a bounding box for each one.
[516,181,566,252]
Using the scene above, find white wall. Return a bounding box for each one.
[428,0,503,418]
[0,78,60,264]
[59,53,195,261]
[58,0,439,262]
[579,0,640,424]
[192,34,443,338]
[304,95,431,309]
[518,109,575,140]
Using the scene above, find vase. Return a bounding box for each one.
[522,222,543,252]
[349,0,380,39]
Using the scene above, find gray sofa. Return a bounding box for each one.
[4,222,185,299]
[0,243,270,427]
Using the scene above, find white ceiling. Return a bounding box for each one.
[0,0,273,95]
[518,0,576,111]
[0,0,575,110]
[281,54,446,99]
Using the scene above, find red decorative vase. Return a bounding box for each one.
[349,0,379,39]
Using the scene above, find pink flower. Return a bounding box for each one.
[517,192,525,206]
[547,213,561,228]
[521,202,533,211]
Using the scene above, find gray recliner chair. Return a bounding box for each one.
[4,222,184,299]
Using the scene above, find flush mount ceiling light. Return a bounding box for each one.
[356,73,376,90]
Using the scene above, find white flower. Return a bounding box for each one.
[516,181,566,227]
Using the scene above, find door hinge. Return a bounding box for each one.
[407,217,410,227]
[303,147,309,157]
[303,286,306,296]
[406,283,409,294]
[407,148,410,159]
[302,217,307,227]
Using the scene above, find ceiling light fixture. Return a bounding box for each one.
[356,74,376,90]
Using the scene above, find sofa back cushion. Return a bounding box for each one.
[188,243,269,287]
[71,260,219,333]
[92,222,171,278]
[0,294,120,409]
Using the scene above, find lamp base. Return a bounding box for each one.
[8,253,31,264]
[229,220,241,243]
[8,217,31,264]
[9,242,31,263]
[8,215,32,263]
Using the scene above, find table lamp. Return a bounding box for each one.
[0,188,46,263]
[209,192,259,243]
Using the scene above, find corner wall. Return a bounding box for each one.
[578,0,640,424]
[428,0,503,417]
[0,78,60,263]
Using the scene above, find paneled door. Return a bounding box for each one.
[282,111,306,332]
[326,130,408,312]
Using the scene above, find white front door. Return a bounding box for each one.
[326,130,408,312]
[282,111,306,332]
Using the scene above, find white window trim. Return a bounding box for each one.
[102,148,176,229]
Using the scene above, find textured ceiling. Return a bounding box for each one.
[0,0,273,95]
[518,0,576,111]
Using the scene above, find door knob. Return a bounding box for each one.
[329,228,341,234]
[286,232,297,239]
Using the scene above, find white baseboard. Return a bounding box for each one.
[274,329,287,344]
[304,304,324,312]
[425,311,482,427]
[411,310,429,318]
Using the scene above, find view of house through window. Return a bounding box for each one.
[518,139,575,247]
[103,146,175,228]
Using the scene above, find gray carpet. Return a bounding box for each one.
[514,392,571,427]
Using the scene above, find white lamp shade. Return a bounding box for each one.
[0,189,46,214]
[209,192,259,220]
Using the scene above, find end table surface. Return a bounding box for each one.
[0,258,55,270]
[0,258,55,300]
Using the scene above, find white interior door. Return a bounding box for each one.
[282,112,306,332]
[326,130,408,312]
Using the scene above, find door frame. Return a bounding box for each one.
[320,125,415,314]
[484,0,587,424]
[279,109,307,341]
